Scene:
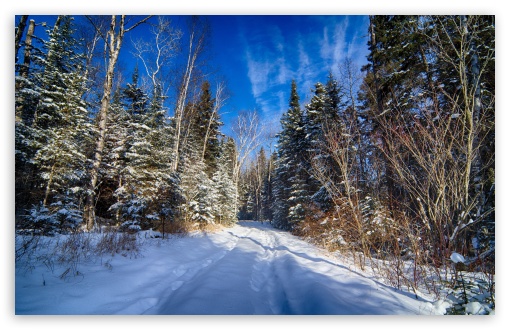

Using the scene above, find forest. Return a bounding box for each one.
[15,15,495,312]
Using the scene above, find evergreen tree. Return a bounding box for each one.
[324,71,343,124]
[272,80,308,230]
[190,81,223,176]
[304,82,327,156]
[16,16,93,233]
[110,75,175,231]
[261,152,276,222]
[178,148,216,224]
[212,139,238,225]
[303,82,330,206]
[271,156,290,229]
[100,88,130,223]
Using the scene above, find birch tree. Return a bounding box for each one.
[171,16,209,172]
[83,15,152,231]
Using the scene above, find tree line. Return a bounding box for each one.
[15,15,255,235]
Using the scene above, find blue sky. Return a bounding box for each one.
[208,15,370,131]
[16,15,370,134]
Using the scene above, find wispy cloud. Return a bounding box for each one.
[241,16,369,121]
[242,22,291,117]
[319,17,350,75]
[245,52,271,99]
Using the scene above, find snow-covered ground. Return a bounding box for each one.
[15,221,446,315]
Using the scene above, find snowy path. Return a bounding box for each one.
[143,221,434,315]
[15,221,440,315]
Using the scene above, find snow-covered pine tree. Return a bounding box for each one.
[107,70,149,230]
[178,148,217,225]
[142,83,176,226]
[261,152,276,222]
[19,16,94,233]
[16,16,55,223]
[110,73,175,231]
[271,155,290,229]
[212,139,238,225]
[174,80,229,226]
[311,73,345,210]
[101,88,131,224]
[272,80,308,230]
[324,71,343,125]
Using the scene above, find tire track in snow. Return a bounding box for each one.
[146,221,437,315]
[120,232,240,314]
[245,223,294,314]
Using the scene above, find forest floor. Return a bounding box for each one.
[15,221,449,315]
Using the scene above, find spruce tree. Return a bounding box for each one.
[17,16,93,233]
[190,81,223,176]
[272,80,308,230]
[261,152,276,223]
[212,139,238,225]
[110,74,175,231]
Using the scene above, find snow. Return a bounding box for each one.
[450,252,466,264]
[464,301,487,315]
[15,221,443,315]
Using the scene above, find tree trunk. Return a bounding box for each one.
[83,15,152,231]
[172,30,199,172]
[15,19,35,122]
[43,163,56,207]
[15,15,29,64]
[84,15,126,231]
[468,18,484,218]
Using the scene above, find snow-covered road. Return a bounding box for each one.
[143,221,436,315]
[15,221,441,314]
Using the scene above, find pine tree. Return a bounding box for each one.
[101,89,130,223]
[178,148,216,224]
[261,152,276,222]
[324,71,343,125]
[16,16,93,233]
[304,82,327,156]
[272,80,308,230]
[110,74,175,231]
[271,156,290,229]
[213,139,238,225]
[190,81,223,176]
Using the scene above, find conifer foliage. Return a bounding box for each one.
[15,15,240,235]
[16,16,93,234]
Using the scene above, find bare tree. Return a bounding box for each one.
[339,57,365,186]
[310,121,370,263]
[201,81,228,161]
[231,110,263,214]
[131,16,182,91]
[83,15,152,231]
[417,15,495,256]
[171,16,209,172]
